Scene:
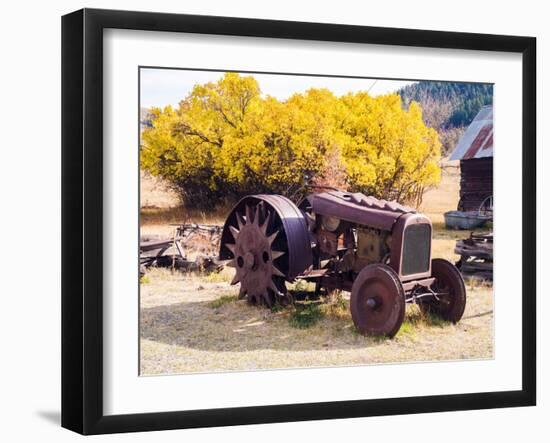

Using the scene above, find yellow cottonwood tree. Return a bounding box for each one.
[141,73,441,208]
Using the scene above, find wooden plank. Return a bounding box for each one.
[140,237,181,252]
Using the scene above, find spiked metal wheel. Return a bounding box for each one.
[224,202,287,306]
[220,195,313,308]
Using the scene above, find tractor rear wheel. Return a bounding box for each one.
[350,264,405,338]
[219,195,312,308]
[420,258,466,323]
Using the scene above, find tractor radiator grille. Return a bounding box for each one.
[402,224,431,275]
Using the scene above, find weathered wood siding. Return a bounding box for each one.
[458,158,493,212]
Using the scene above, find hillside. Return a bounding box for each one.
[399,81,493,155]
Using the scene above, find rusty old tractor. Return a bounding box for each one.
[219,190,466,337]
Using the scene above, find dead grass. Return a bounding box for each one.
[140,169,230,238]
[140,268,493,375]
[208,294,239,309]
[140,205,230,226]
[140,206,231,239]
[140,171,180,209]
[420,160,460,225]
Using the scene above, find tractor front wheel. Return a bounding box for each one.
[350,264,405,338]
[421,258,467,323]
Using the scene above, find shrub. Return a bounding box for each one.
[141,73,441,208]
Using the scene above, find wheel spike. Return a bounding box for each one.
[229,225,239,240]
[230,274,240,285]
[226,258,237,268]
[236,212,245,230]
[245,204,253,223]
[281,291,294,306]
[267,229,279,246]
[271,250,285,260]
[238,286,246,299]
[253,205,260,226]
[269,279,281,295]
[261,202,270,225]
[225,243,236,255]
[260,211,271,235]
[271,265,285,278]
[262,291,273,308]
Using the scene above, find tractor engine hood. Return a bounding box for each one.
[304,191,417,231]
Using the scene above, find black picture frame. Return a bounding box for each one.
[61,8,536,435]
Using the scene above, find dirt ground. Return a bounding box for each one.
[139,165,494,375]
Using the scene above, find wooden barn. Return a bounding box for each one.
[449,105,493,212]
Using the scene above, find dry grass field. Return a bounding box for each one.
[139,165,494,375]
[140,170,180,210]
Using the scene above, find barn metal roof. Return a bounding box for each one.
[449,105,493,161]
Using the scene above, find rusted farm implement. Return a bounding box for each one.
[140,224,222,275]
[219,191,467,337]
[455,232,493,280]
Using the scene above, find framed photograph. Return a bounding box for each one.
[61,8,536,435]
